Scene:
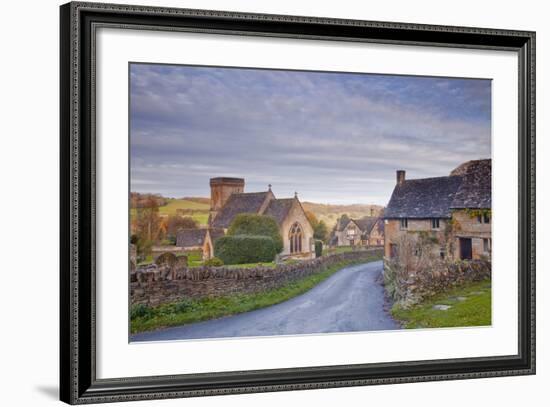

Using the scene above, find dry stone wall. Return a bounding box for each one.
[384,258,491,307]
[131,248,382,307]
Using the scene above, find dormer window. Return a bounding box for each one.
[400,218,408,229]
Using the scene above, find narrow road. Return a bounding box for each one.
[131,260,401,342]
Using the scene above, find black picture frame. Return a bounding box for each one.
[60,2,536,404]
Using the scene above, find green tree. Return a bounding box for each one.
[227,214,283,253]
[166,215,198,242]
[305,210,319,228]
[314,220,328,242]
[134,196,161,258]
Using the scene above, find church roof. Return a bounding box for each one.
[264,198,295,225]
[211,191,271,229]
[176,228,207,248]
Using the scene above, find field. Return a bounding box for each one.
[131,196,384,229]
[131,198,210,225]
[158,198,209,215]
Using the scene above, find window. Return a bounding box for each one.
[431,218,440,229]
[439,247,446,259]
[483,238,491,253]
[289,222,303,254]
[400,218,408,229]
[478,213,491,224]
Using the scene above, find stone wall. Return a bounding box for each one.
[130,248,382,307]
[384,258,491,307]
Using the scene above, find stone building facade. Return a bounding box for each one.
[332,216,384,247]
[384,159,491,263]
[200,177,314,259]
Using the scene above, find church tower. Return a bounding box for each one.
[209,177,245,224]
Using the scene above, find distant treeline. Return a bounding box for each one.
[130,192,167,208]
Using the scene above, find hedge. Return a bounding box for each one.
[227,214,283,253]
[314,240,323,258]
[214,235,277,265]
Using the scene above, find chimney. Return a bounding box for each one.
[396,170,406,185]
[209,177,245,214]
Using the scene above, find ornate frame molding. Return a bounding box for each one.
[60,2,535,404]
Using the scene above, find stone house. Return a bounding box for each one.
[176,227,225,260]
[205,177,314,259]
[332,216,385,247]
[384,159,491,262]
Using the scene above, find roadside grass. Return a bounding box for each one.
[322,246,354,255]
[225,262,276,269]
[130,254,381,334]
[391,279,491,329]
[185,250,203,267]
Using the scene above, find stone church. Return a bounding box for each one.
[199,177,314,260]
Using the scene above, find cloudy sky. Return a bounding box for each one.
[130,63,491,205]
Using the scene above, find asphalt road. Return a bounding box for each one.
[130,260,401,342]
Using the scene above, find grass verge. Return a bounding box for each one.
[131,254,381,334]
[391,279,491,329]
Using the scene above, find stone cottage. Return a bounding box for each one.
[332,216,385,247]
[384,159,491,262]
[174,226,224,258]
[200,177,314,260]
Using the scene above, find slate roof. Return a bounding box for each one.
[176,228,207,248]
[371,218,385,235]
[450,159,491,209]
[353,217,379,233]
[211,191,271,229]
[384,176,463,219]
[335,218,352,232]
[264,198,295,225]
[207,228,225,243]
[385,159,491,219]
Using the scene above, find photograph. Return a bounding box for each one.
[128,63,492,342]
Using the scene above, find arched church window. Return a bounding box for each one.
[289,222,303,254]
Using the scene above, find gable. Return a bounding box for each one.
[264,198,294,226]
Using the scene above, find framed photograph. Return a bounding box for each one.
[60,1,535,404]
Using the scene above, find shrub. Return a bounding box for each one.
[227,214,283,253]
[204,257,224,267]
[214,235,277,265]
[314,240,323,258]
[155,252,177,268]
[130,304,151,320]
